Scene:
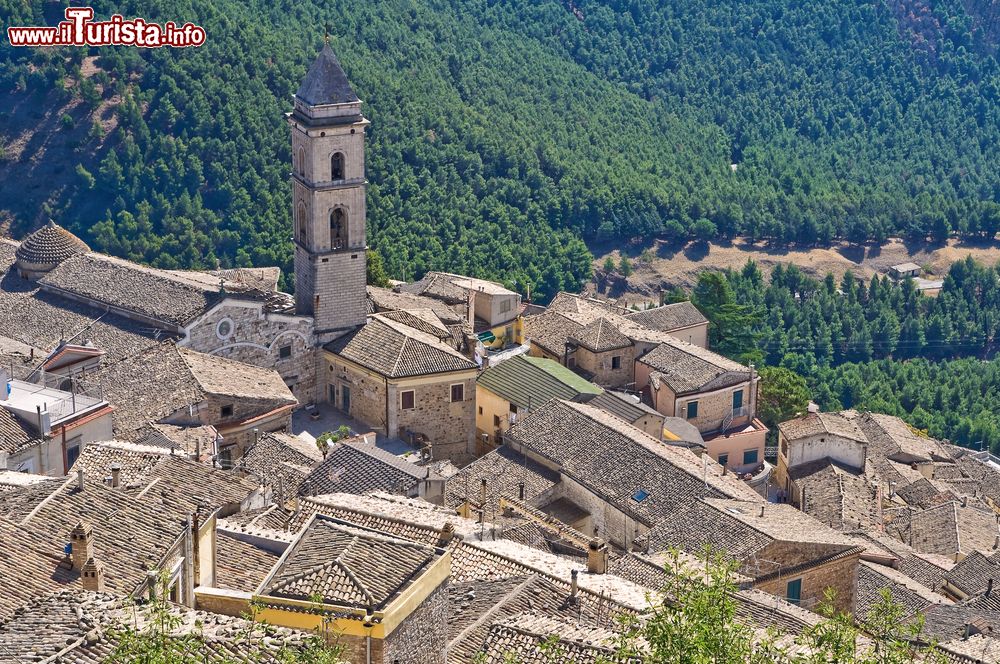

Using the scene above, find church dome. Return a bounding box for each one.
[15,221,90,279]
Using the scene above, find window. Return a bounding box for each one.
[279,345,292,359]
[493,414,501,428]
[297,146,305,176]
[718,453,729,467]
[66,439,81,470]
[780,438,788,458]
[478,406,483,415]
[330,208,347,249]
[220,404,234,418]
[400,390,415,410]
[499,299,511,313]
[451,384,464,403]
[611,356,622,370]
[216,318,234,340]
[732,389,744,410]
[786,578,802,605]
[743,448,759,466]
[686,401,699,419]
[331,152,345,180]
[509,403,518,413]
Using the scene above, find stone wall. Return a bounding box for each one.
[574,346,635,388]
[753,548,859,615]
[184,300,318,404]
[391,373,477,464]
[383,581,449,664]
[327,360,389,433]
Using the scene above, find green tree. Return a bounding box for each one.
[366,248,391,287]
[756,366,810,431]
[691,271,761,362]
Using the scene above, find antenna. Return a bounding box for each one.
[324,24,331,46]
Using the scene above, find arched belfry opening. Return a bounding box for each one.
[330,208,347,249]
[331,152,345,180]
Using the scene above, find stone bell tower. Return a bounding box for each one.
[288,41,369,338]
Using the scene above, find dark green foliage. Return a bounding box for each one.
[713,256,1000,451]
[756,366,810,433]
[691,271,762,362]
[3,0,1000,299]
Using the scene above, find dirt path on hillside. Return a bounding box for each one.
[590,237,1000,305]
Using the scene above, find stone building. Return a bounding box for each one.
[647,498,865,614]
[634,339,767,472]
[324,315,478,463]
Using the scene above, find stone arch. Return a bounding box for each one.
[329,207,347,249]
[297,146,306,177]
[331,152,345,180]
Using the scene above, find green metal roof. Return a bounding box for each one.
[477,354,601,411]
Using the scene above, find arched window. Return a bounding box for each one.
[297,147,306,177]
[297,202,307,243]
[330,208,347,249]
[331,152,345,181]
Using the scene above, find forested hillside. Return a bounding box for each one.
[2,0,1000,296]
[692,258,1000,450]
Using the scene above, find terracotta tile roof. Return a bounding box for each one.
[0,408,41,455]
[856,412,952,463]
[546,292,628,316]
[39,253,221,328]
[939,634,1000,663]
[944,551,1000,598]
[398,271,516,303]
[577,391,664,428]
[13,221,89,268]
[847,528,955,589]
[241,432,323,496]
[367,286,464,324]
[218,504,292,532]
[639,339,750,395]
[134,422,218,456]
[788,458,880,531]
[889,502,999,559]
[82,342,295,439]
[0,590,316,662]
[522,310,586,355]
[477,354,601,411]
[375,309,451,338]
[214,531,282,592]
[293,492,482,542]
[624,301,707,332]
[326,316,476,378]
[778,412,867,444]
[569,317,632,352]
[299,436,434,497]
[857,560,950,618]
[445,445,561,514]
[474,612,639,664]
[648,498,863,578]
[921,593,1000,641]
[262,515,441,610]
[0,517,77,621]
[896,477,958,509]
[72,440,171,486]
[504,400,760,526]
[0,244,165,363]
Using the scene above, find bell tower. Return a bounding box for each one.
[288,42,369,337]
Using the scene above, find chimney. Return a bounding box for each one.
[570,569,579,602]
[518,482,525,501]
[587,539,608,574]
[110,463,121,489]
[480,478,487,508]
[759,505,765,518]
[962,496,968,508]
[77,466,85,492]
[987,579,994,598]
[438,521,455,547]
[81,557,105,592]
[70,521,94,571]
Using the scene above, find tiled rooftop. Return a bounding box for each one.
[326,315,476,378]
[262,515,441,610]
[623,301,707,332]
[639,339,750,395]
[777,411,867,444]
[504,400,760,526]
[299,436,434,497]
